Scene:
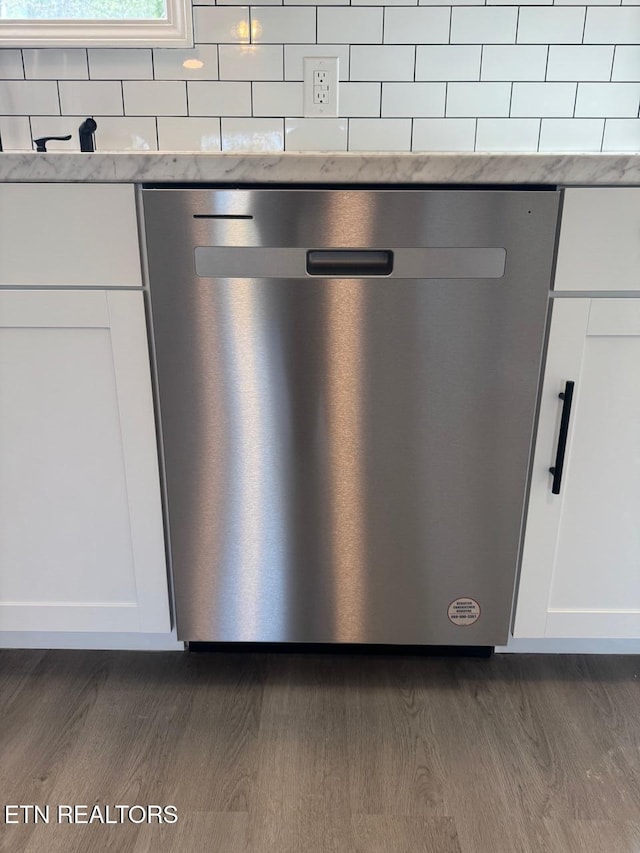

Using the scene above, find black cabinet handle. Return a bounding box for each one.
[549,380,575,495]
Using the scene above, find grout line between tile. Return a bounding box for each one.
[544,44,549,83]
[537,115,543,151]
[610,44,615,83]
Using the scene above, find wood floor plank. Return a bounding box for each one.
[413,658,543,853]
[493,655,640,822]
[40,652,191,809]
[351,815,461,853]
[543,818,640,853]
[244,654,351,853]
[21,822,140,853]
[0,649,46,715]
[133,811,248,853]
[164,652,265,812]
[345,656,449,816]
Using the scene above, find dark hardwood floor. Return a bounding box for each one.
[0,650,638,852]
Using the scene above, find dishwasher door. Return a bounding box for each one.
[143,188,559,645]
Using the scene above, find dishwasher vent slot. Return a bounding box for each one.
[306,249,393,277]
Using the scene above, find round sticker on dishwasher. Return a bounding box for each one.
[448,597,481,626]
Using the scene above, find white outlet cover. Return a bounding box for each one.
[303,56,339,118]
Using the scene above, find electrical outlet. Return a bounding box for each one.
[303,57,339,118]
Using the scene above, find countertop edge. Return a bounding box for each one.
[1,152,640,185]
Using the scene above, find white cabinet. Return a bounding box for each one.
[0,183,142,287]
[0,290,170,634]
[514,297,640,639]
[554,188,640,292]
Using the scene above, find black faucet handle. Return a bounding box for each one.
[78,118,97,152]
[33,135,72,152]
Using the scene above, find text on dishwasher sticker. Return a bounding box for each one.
[448,598,481,626]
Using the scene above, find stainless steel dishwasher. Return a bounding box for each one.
[143,188,559,646]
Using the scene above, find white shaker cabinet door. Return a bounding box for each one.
[514,298,640,639]
[0,290,170,633]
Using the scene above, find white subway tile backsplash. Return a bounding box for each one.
[584,8,640,44]
[0,81,59,115]
[481,46,547,82]
[219,45,283,80]
[421,0,481,5]
[123,81,187,116]
[94,116,158,150]
[188,81,251,116]
[284,45,349,80]
[358,0,416,5]
[59,80,122,116]
[292,0,344,5]
[451,9,518,44]
[383,8,449,45]
[602,119,640,151]
[157,117,221,150]
[0,116,32,149]
[219,0,279,5]
[612,46,640,82]
[252,8,316,43]
[539,118,604,151]
[517,8,585,45]
[317,8,383,44]
[194,7,250,44]
[575,83,640,118]
[23,49,88,80]
[350,46,415,81]
[153,46,219,80]
[511,83,577,117]
[559,0,617,5]
[446,82,511,117]
[285,117,348,149]
[339,82,381,116]
[30,115,81,150]
[221,117,284,150]
[382,83,445,117]
[547,47,614,82]
[416,46,480,81]
[0,0,637,155]
[89,49,153,80]
[476,118,540,151]
[349,118,411,150]
[412,118,476,150]
[253,81,303,115]
[0,50,24,79]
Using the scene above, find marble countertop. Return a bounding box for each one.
[1,151,639,185]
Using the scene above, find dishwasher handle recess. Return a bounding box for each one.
[306,250,393,277]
